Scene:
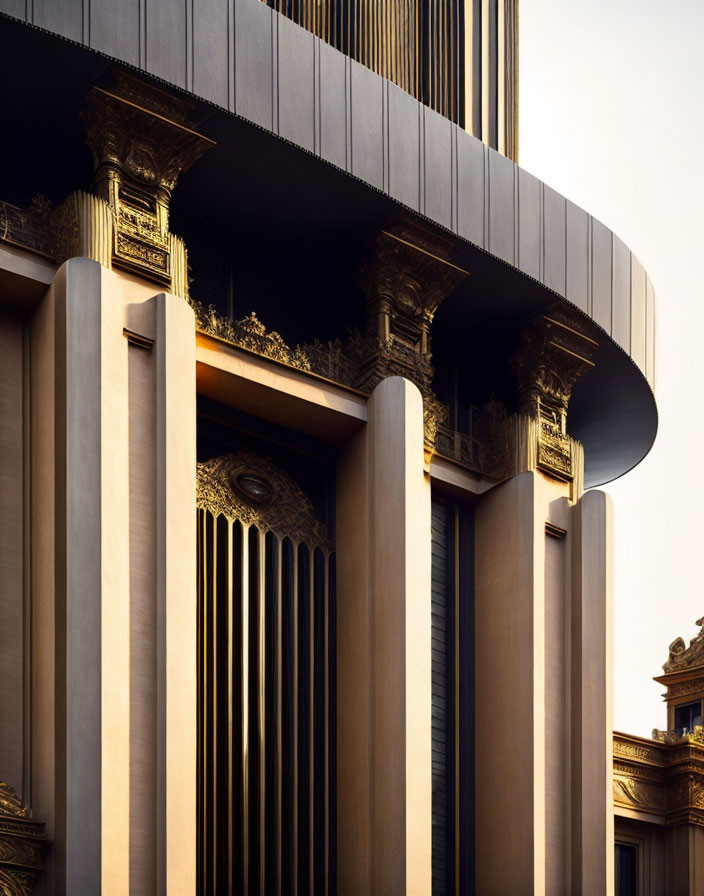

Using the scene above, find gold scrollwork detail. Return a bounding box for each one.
[662,618,704,673]
[613,775,665,811]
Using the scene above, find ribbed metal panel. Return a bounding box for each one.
[0,4,659,416]
[197,509,335,894]
[431,500,452,895]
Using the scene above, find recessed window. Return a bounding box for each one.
[615,843,637,896]
[674,700,702,733]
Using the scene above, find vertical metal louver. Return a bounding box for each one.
[197,450,335,894]
[263,0,519,158]
[431,498,475,894]
[431,500,453,895]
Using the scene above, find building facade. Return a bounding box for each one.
[0,2,657,894]
[613,621,704,896]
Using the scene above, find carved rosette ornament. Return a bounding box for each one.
[82,70,214,292]
[0,783,46,896]
[509,305,598,482]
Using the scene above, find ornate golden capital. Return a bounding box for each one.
[82,69,214,290]
[509,305,598,482]
[356,217,468,393]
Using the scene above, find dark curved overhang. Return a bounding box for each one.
[0,3,657,486]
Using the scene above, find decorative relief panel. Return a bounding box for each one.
[613,738,666,766]
[612,732,704,827]
[0,783,46,896]
[613,775,665,812]
[197,449,331,551]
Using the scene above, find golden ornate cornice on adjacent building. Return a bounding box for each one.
[0,782,46,896]
[197,450,332,552]
[613,732,704,827]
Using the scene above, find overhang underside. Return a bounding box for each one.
[0,13,657,487]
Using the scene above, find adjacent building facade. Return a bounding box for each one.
[0,2,658,894]
[614,621,704,896]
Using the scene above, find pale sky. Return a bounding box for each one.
[519,0,704,737]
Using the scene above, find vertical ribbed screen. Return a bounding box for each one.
[264,0,518,157]
[197,510,335,893]
[431,500,453,895]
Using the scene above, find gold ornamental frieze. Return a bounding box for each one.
[612,731,704,827]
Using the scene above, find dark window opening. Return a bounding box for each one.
[674,700,702,734]
[614,842,637,896]
[430,496,474,895]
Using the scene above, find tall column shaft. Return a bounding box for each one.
[475,471,614,896]
[155,292,197,896]
[53,258,131,894]
[336,376,432,895]
[474,471,551,895]
[571,489,614,896]
[29,260,197,895]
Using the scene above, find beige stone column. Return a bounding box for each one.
[475,470,575,895]
[51,257,131,894]
[30,263,197,895]
[336,375,432,896]
[154,292,197,896]
[570,488,614,896]
[474,470,546,895]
